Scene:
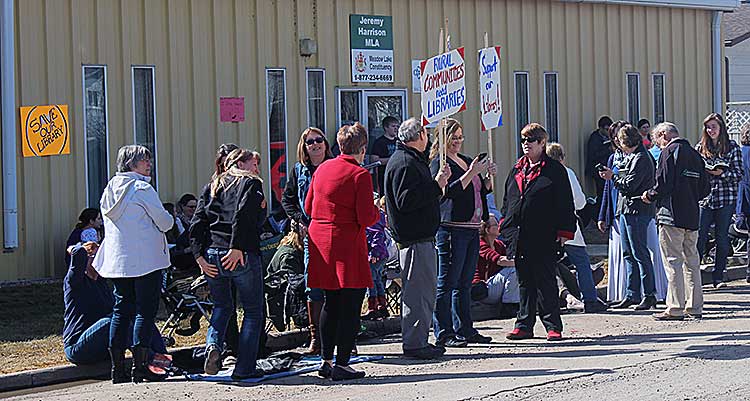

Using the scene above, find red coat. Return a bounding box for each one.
[305,155,379,290]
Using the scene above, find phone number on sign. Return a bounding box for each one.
[353,74,393,82]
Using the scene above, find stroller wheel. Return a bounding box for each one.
[175,312,203,337]
[163,336,176,347]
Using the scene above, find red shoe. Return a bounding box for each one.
[546,330,563,341]
[506,328,533,340]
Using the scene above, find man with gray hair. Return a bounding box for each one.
[384,117,450,360]
[642,122,710,321]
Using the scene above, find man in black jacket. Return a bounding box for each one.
[586,116,614,211]
[500,123,576,342]
[643,122,710,321]
[385,117,450,360]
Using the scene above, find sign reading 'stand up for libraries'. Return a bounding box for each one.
[350,14,394,83]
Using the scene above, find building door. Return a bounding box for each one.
[336,88,407,145]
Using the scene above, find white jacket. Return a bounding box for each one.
[564,167,587,247]
[93,172,173,278]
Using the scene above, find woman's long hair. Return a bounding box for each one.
[699,113,730,158]
[213,143,240,181]
[75,208,100,230]
[210,148,262,196]
[296,127,333,165]
[607,120,630,152]
[428,118,463,161]
[279,220,304,251]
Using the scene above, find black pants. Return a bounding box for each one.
[593,176,606,219]
[320,288,365,366]
[515,255,563,333]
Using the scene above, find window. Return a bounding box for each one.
[306,69,326,131]
[132,66,157,187]
[652,73,666,124]
[543,72,559,142]
[266,69,288,214]
[335,88,407,139]
[626,73,640,124]
[514,72,530,157]
[83,66,109,207]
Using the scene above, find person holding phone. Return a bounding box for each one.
[428,118,496,347]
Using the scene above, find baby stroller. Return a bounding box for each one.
[159,261,214,347]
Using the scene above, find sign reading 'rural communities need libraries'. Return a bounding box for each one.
[350,14,393,83]
[420,48,466,125]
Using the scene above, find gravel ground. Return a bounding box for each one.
[5,281,750,401]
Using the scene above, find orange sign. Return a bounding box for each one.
[20,105,70,157]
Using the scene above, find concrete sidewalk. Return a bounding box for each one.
[4,280,750,401]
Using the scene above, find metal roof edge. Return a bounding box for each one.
[557,0,740,12]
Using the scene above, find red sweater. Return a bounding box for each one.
[305,155,379,290]
[474,237,508,284]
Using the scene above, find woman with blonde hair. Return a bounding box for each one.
[429,118,496,347]
[282,127,334,355]
[695,113,743,288]
[190,148,267,380]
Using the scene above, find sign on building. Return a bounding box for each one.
[20,104,70,157]
[478,46,503,130]
[220,97,245,122]
[411,60,422,93]
[420,48,466,125]
[350,14,394,83]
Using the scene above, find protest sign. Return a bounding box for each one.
[478,46,503,131]
[20,104,70,157]
[420,47,466,126]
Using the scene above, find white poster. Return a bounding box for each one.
[420,48,466,125]
[351,49,394,83]
[478,46,503,130]
[411,60,422,93]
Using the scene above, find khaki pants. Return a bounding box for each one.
[658,225,703,316]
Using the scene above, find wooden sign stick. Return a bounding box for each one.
[438,26,446,170]
[484,32,494,191]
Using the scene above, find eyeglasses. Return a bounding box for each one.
[452,136,465,142]
[305,137,325,145]
[520,137,540,144]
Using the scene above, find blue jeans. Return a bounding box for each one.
[367,259,386,297]
[65,317,166,365]
[563,244,598,302]
[697,205,733,284]
[304,236,324,302]
[619,214,656,300]
[204,248,264,376]
[110,269,163,350]
[434,226,479,340]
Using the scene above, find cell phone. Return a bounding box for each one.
[595,163,606,172]
[477,152,488,162]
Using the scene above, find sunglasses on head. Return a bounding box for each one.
[520,136,540,144]
[305,137,325,145]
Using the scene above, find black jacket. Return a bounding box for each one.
[384,142,442,245]
[190,176,265,258]
[586,130,613,178]
[648,138,711,230]
[499,154,577,260]
[429,154,490,224]
[612,144,656,217]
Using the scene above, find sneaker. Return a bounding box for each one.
[686,313,703,320]
[436,335,468,348]
[465,333,493,344]
[566,297,585,311]
[403,346,444,360]
[546,330,563,341]
[429,343,447,354]
[506,328,533,340]
[231,368,264,381]
[701,265,715,273]
[652,312,684,321]
[203,345,222,375]
[222,355,237,367]
[584,299,609,313]
[318,362,333,378]
[715,281,727,289]
[331,365,366,381]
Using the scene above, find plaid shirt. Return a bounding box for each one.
[695,141,743,210]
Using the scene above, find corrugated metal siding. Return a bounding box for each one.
[0,0,716,280]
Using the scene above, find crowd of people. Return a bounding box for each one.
[60,110,750,384]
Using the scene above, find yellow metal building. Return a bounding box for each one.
[0,0,740,280]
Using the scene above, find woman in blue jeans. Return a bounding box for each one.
[93,145,175,384]
[695,113,743,288]
[428,118,495,347]
[190,148,266,380]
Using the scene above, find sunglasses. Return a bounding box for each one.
[305,137,325,145]
[520,137,540,144]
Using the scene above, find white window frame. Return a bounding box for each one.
[513,71,530,157]
[131,65,158,187]
[651,73,667,123]
[334,88,409,130]
[82,64,110,207]
[305,68,326,131]
[265,68,289,196]
[626,72,641,124]
[543,72,559,142]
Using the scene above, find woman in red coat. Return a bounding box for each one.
[305,122,379,381]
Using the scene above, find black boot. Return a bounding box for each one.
[131,346,168,383]
[109,348,130,384]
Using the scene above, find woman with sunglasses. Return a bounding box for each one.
[428,118,496,347]
[282,128,334,355]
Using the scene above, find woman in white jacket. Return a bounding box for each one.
[93,145,174,384]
